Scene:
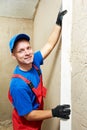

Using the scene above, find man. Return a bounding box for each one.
[8,10,71,130]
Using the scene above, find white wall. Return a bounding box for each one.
[33,0,61,130]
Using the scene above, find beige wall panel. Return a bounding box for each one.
[72,0,87,130]
[0,17,33,121]
[34,0,61,130]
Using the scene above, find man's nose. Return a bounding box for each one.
[25,49,30,55]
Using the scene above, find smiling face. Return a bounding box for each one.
[12,39,34,69]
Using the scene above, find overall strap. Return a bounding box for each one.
[12,64,41,89]
[12,74,34,89]
[33,64,41,76]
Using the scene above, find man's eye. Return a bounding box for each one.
[17,49,24,53]
[27,47,31,50]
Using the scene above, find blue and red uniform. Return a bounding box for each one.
[8,51,47,130]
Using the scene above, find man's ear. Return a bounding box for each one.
[11,53,16,60]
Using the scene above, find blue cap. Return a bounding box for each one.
[9,33,30,52]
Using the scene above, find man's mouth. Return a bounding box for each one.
[24,55,32,60]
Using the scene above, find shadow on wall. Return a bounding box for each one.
[42,118,60,130]
[46,38,61,89]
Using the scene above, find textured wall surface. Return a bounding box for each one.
[72,0,87,130]
[0,17,33,121]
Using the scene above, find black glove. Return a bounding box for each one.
[56,10,67,26]
[52,104,71,119]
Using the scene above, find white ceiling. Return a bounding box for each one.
[0,0,40,19]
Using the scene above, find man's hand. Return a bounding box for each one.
[56,10,67,26]
[52,104,71,119]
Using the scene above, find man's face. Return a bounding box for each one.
[12,40,34,65]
